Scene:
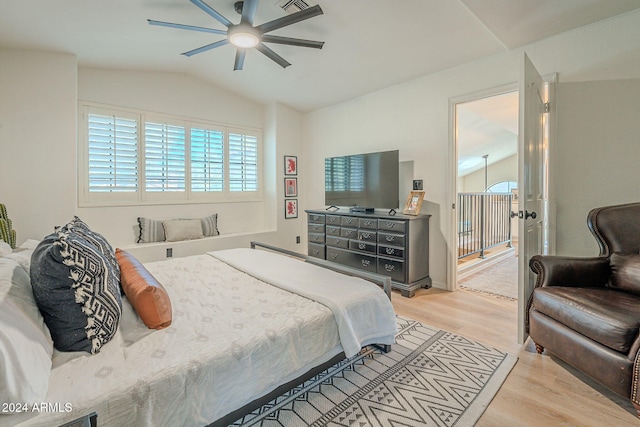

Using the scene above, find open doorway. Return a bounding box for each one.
[454,90,519,299]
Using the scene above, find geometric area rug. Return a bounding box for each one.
[232,316,517,426]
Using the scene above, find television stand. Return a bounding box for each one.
[306,208,431,297]
[349,206,374,213]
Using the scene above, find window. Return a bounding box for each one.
[79,103,261,206]
[486,180,517,193]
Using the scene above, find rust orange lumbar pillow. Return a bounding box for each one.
[115,248,172,330]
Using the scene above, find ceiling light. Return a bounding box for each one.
[228,25,260,48]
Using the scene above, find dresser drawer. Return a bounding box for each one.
[358,218,378,229]
[340,227,358,239]
[378,219,406,232]
[378,232,405,247]
[308,223,325,234]
[326,225,341,236]
[358,230,377,242]
[341,216,358,227]
[326,236,349,249]
[326,215,342,225]
[378,257,406,282]
[309,232,325,244]
[378,244,405,259]
[327,247,377,274]
[308,243,325,259]
[349,240,376,253]
[308,213,326,224]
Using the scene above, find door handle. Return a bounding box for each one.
[510,211,519,218]
[525,210,537,219]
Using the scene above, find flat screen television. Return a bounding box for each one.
[324,150,399,210]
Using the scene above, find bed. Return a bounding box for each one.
[0,234,396,426]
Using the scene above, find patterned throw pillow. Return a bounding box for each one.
[201,213,219,237]
[59,216,121,285]
[30,229,122,353]
[137,217,166,243]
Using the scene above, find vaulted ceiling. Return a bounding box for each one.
[1,0,639,113]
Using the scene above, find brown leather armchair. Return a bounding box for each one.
[528,202,640,416]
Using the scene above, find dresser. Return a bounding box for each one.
[306,209,431,297]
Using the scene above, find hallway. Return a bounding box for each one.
[458,249,518,299]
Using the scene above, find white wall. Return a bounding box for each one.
[0,53,307,258]
[0,49,77,242]
[555,79,640,256]
[461,155,517,193]
[302,10,640,289]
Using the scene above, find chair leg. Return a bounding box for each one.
[534,343,544,354]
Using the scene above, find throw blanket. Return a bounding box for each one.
[210,248,397,357]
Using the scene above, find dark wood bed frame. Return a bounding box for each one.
[207,242,394,426]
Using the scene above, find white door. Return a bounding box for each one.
[517,54,548,343]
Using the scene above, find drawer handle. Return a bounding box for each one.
[385,248,395,255]
[361,232,370,239]
[386,222,396,228]
[346,218,354,223]
[361,259,371,267]
[384,264,395,272]
[385,236,395,242]
[313,249,319,255]
[358,243,366,250]
[364,220,372,226]
[345,230,353,236]
[313,215,320,221]
[334,239,340,244]
[330,253,338,259]
[330,217,338,223]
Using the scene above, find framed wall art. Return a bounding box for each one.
[285,199,298,219]
[285,177,297,197]
[284,155,297,175]
[403,191,425,215]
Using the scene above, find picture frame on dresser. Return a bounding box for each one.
[403,191,425,215]
[285,199,298,219]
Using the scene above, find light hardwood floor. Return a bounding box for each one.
[391,288,639,426]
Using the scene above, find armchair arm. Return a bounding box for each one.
[529,255,611,289]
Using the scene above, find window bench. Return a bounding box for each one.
[121,230,278,263]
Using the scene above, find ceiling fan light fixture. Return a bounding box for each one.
[228,24,260,48]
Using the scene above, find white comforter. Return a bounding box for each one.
[2,249,396,427]
[212,248,397,357]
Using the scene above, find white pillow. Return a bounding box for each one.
[162,219,204,242]
[0,240,11,256]
[0,258,54,404]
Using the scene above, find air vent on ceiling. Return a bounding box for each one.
[277,0,315,14]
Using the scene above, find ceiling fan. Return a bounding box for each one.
[148,0,324,70]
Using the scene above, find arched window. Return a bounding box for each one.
[486,180,517,193]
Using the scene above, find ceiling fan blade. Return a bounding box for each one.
[255,43,291,68]
[261,34,324,49]
[147,19,227,36]
[182,39,230,57]
[234,49,246,71]
[189,0,233,27]
[256,4,323,34]
[240,0,259,25]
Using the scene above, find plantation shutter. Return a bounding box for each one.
[145,122,186,192]
[228,132,258,192]
[87,114,138,192]
[191,127,224,192]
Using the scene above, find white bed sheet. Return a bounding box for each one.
[1,249,395,427]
